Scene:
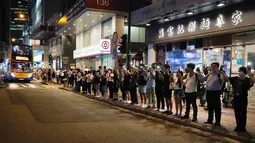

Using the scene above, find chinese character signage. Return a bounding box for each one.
[147,6,255,43]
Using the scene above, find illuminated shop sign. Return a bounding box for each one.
[158,10,243,39]
[147,6,255,43]
[73,39,111,59]
[16,56,29,61]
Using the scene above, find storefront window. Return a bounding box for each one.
[124,26,145,43]
[102,20,112,38]
[232,46,244,73]
[204,48,223,67]
[232,31,255,73]
[167,50,202,72]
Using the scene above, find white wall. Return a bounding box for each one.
[148,44,156,66]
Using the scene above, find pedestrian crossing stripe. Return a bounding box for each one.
[20,84,28,88]
[42,85,49,88]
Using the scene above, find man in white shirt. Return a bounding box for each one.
[182,63,198,122]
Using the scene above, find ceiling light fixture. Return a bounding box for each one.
[64,31,66,33]
[87,13,90,16]
[73,23,75,26]
[216,0,226,7]
[68,28,71,29]
[163,17,170,22]
[80,19,82,21]
[146,23,151,26]
[100,14,103,17]
[84,24,87,27]
[186,10,194,15]
[92,21,94,23]
[69,34,72,36]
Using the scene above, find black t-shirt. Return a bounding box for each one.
[230,77,252,97]
[138,73,147,86]
[101,76,107,85]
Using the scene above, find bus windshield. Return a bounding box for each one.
[12,45,33,62]
[10,62,33,73]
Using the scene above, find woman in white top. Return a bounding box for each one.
[174,71,184,117]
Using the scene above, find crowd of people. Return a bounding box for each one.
[35,62,255,133]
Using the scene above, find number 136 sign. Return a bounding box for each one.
[97,0,110,7]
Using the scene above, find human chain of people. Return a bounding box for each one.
[34,62,255,133]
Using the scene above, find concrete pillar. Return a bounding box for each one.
[43,47,49,68]
[148,44,156,67]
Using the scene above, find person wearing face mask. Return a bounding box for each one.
[229,67,255,132]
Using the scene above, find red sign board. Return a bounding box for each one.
[86,0,129,12]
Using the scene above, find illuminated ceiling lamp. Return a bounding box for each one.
[146,23,151,26]
[216,0,226,7]
[19,14,25,18]
[163,17,170,22]
[186,10,194,15]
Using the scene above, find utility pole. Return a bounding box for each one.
[126,0,132,69]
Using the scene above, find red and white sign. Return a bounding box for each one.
[100,39,111,53]
[73,39,111,59]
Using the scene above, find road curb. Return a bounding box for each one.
[58,87,254,142]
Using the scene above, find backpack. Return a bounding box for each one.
[195,73,201,92]
[207,72,225,93]
[217,72,226,93]
[184,73,201,92]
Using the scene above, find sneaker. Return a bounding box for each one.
[146,106,151,109]
[127,100,132,104]
[159,108,166,112]
[204,121,213,124]
[192,117,197,122]
[162,111,169,114]
[234,127,247,132]
[181,115,189,119]
[214,123,221,126]
[167,111,173,115]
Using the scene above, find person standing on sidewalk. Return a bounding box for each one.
[199,62,228,126]
[107,69,114,99]
[155,68,165,111]
[100,71,108,98]
[123,68,132,103]
[119,64,126,102]
[113,69,120,101]
[174,71,184,117]
[93,71,101,97]
[163,64,173,114]
[146,67,156,109]
[130,67,139,104]
[182,63,198,122]
[86,71,93,95]
[138,68,148,107]
[230,67,255,132]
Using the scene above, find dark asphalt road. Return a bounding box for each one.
[0,82,238,143]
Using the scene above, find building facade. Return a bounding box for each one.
[10,0,30,44]
[55,0,150,70]
[132,0,255,107]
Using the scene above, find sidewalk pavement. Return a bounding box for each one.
[45,82,255,142]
